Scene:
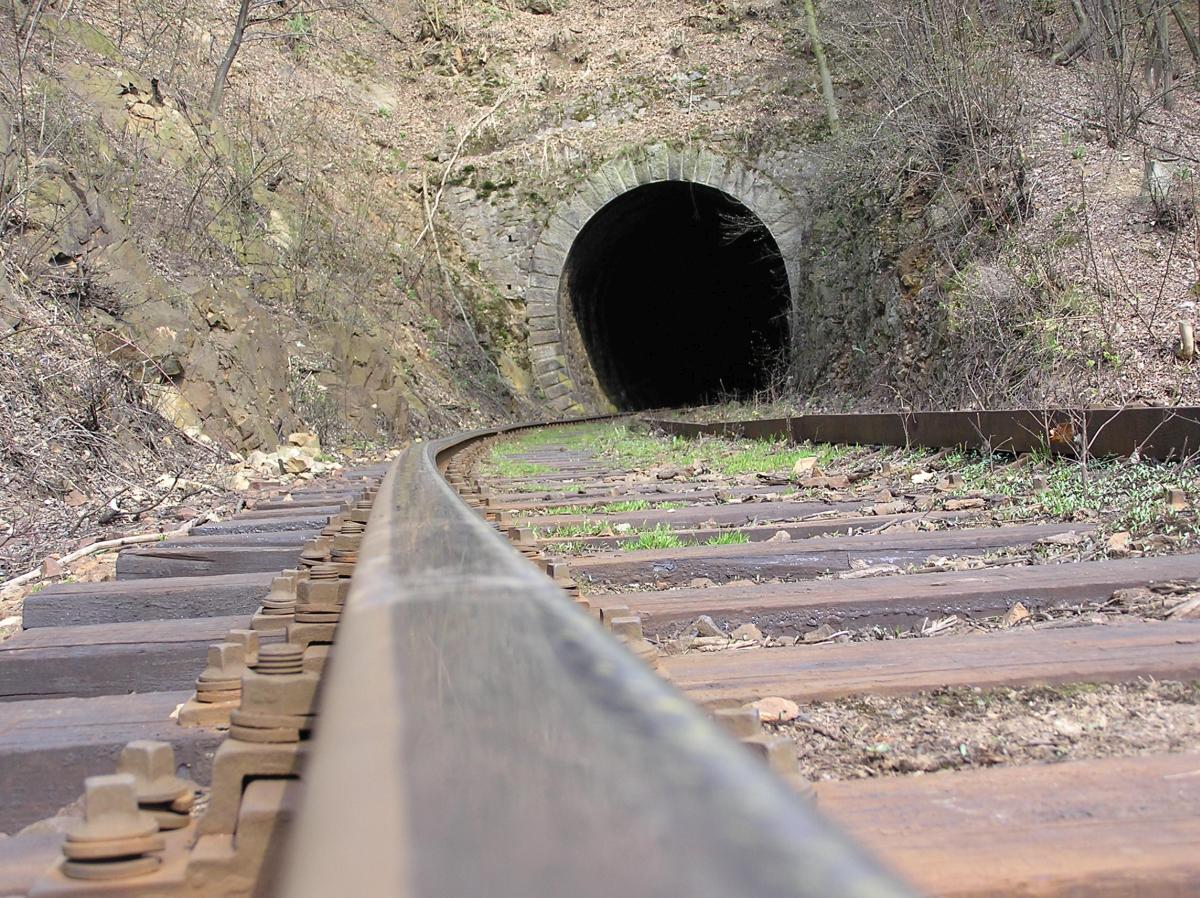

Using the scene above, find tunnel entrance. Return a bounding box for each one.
[561,181,790,410]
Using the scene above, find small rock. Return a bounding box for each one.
[287,431,320,449]
[690,614,728,639]
[872,500,909,515]
[1053,717,1084,739]
[173,506,200,521]
[1031,475,1049,493]
[944,498,986,511]
[688,577,715,589]
[64,490,87,508]
[1107,531,1131,556]
[730,623,763,642]
[1038,530,1087,547]
[282,455,311,475]
[937,472,964,491]
[1000,602,1030,627]
[655,467,681,481]
[766,530,792,543]
[229,474,251,491]
[911,471,934,484]
[792,456,819,478]
[802,623,837,643]
[749,696,800,723]
[1166,488,1189,511]
[41,555,63,578]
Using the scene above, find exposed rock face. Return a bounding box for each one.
[27,168,294,449]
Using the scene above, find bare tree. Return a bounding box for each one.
[803,0,839,134]
[209,0,333,116]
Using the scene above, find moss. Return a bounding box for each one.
[46,18,118,59]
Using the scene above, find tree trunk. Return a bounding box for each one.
[1154,0,1177,108]
[803,0,839,134]
[208,0,252,117]
[1169,0,1200,68]
[1054,0,1096,64]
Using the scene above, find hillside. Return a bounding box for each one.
[2,0,1200,576]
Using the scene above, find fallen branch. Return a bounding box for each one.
[412,87,512,253]
[0,517,207,596]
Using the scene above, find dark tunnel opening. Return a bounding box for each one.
[562,181,790,410]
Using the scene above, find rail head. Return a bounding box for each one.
[283,423,919,898]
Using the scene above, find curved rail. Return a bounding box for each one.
[641,407,1200,461]
[282,420,918,898]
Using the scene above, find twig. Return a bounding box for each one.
[412,87,512,252]
[0,517,207,595]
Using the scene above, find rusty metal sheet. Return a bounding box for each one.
[644,407,1200,461]
[282,419,918,898]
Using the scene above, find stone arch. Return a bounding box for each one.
[526,145,803,413]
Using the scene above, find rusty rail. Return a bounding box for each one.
[282,420,917,898]
[642,407,1200,461]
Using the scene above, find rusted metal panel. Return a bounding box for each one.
[282,419,918,898]
[644,407,1200,461]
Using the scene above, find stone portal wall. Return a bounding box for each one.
[447,144,806,413]
[526,145,803,412]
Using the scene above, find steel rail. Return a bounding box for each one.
[282,419,918,898]
[643,407,1200,461]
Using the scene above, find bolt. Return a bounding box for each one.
[253,643,305,675]
[226,629,259,666]
[194,642,246,703]
[117,741,196,830]
[261,574,299,615]
[61,774,163,880]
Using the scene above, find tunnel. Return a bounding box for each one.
[561,181,790,410]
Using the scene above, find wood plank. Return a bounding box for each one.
[0,691,222,834]
[252,496,355,511]
[571,523,1086,585]
[626,554,1200,635]
[664,619,1200,705]
[157,530,317,548]
[233,504,343,520]
[524,499,867,531]
[0,616,260,701]
[498,482,823,511]
[192,514,330,536]
[537,511,978,550]
[816,753,1200,897]
[115,544,301,579]
[23,572,272,628]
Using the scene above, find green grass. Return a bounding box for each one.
[536,505,586,515]
[705,531,750,545]
[621,525,684,551]
[537,521,613,538]
[597,499,650,513]
[946,451,1200,540]
[484,458,552,478]
[485,422,855,482]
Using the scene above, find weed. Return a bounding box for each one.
[598,499,650,513]
[541,521,612,538]
[621,525,684,551]
[484,459,552,478]
[705,531,750,545]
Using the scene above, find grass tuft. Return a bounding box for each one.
[621,524,684,551]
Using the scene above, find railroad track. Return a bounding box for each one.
[2,410,1199,896]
